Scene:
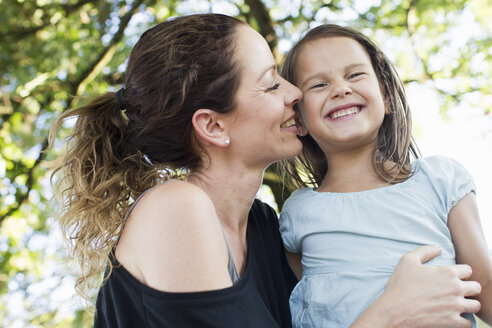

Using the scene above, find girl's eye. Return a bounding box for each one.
[267,83,280,92]
[311,83,327,89]
[348,72,364,79]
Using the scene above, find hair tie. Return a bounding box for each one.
[115,88,126,110]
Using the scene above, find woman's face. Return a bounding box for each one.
[226,25,303,169]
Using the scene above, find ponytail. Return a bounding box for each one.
[50,13,244,302]
[49,92,162,301]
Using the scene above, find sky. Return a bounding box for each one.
[408,83,492,247]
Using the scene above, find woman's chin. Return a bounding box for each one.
[280,139,303,160]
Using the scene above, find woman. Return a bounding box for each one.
[50,13,481,327]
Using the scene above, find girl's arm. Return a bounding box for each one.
[350,245,482,328]
[448,192,492,324]
[285,250,302,280]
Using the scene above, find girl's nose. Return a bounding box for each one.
[330,81,352,99]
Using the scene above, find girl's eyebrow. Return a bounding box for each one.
[299,62,371,88]
[345,63,370,71]
[299,72,325,89]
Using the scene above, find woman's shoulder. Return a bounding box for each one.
[115,179,231,293]
[137,179,214,213]
[127,179,219,233]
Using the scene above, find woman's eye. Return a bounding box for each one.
[267,83,280,92]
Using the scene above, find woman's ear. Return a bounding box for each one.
[192,109,230,147]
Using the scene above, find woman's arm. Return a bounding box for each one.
[351,245,482,328]
[448,192,492,325]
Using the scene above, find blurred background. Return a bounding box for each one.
[1,0,491,326]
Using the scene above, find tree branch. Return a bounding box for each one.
[0,139,49,222]
[0,0,151,225]
[243,0,278,54]
[0,0,99,39]
[73,0,147,97]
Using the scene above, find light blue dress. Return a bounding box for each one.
[279,156,477,328]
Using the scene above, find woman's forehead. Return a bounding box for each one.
[233,25,276,81]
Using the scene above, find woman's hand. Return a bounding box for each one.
[351,245,482,328]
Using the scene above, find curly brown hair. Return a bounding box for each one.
[49,13,246,300]
[280,24,420,189]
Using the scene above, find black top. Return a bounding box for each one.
[94,199,297,327]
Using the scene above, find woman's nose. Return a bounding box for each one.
[285,81,303,106]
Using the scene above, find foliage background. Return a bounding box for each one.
[0,0,491,326]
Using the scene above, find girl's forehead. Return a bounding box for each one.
[297,37,371,69]
[305,37,366,56]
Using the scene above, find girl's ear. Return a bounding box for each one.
[192,109,230,147]
[296,112,309,137]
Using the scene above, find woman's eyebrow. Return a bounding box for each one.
[257,64,276,82]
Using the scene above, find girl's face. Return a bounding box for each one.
[295,36,388,156]
[226,25,303,168]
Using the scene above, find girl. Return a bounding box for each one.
[280,24,491,328]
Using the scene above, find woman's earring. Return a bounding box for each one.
[224,138,230,146]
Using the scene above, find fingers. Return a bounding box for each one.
[436,264,480,297]
[453,316,475,328]
[454,264,473,280]
[463,280,481,297]
[406,245,442,264]
[438,264,480,296]
[462,298,481,314]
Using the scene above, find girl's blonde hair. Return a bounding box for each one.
[49,13,245,301]
[280,24,419,189]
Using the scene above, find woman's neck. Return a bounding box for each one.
[188,163,264,275]
[187,164,264,234]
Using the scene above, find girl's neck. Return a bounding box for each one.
[318,148,389,193]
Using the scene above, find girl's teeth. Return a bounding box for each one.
[330,107,359,119]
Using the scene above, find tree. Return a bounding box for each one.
[1,0,491,326]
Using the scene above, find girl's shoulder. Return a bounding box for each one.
[413,156,471,179]
[282,188,314,210]
[413,156,475,210]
